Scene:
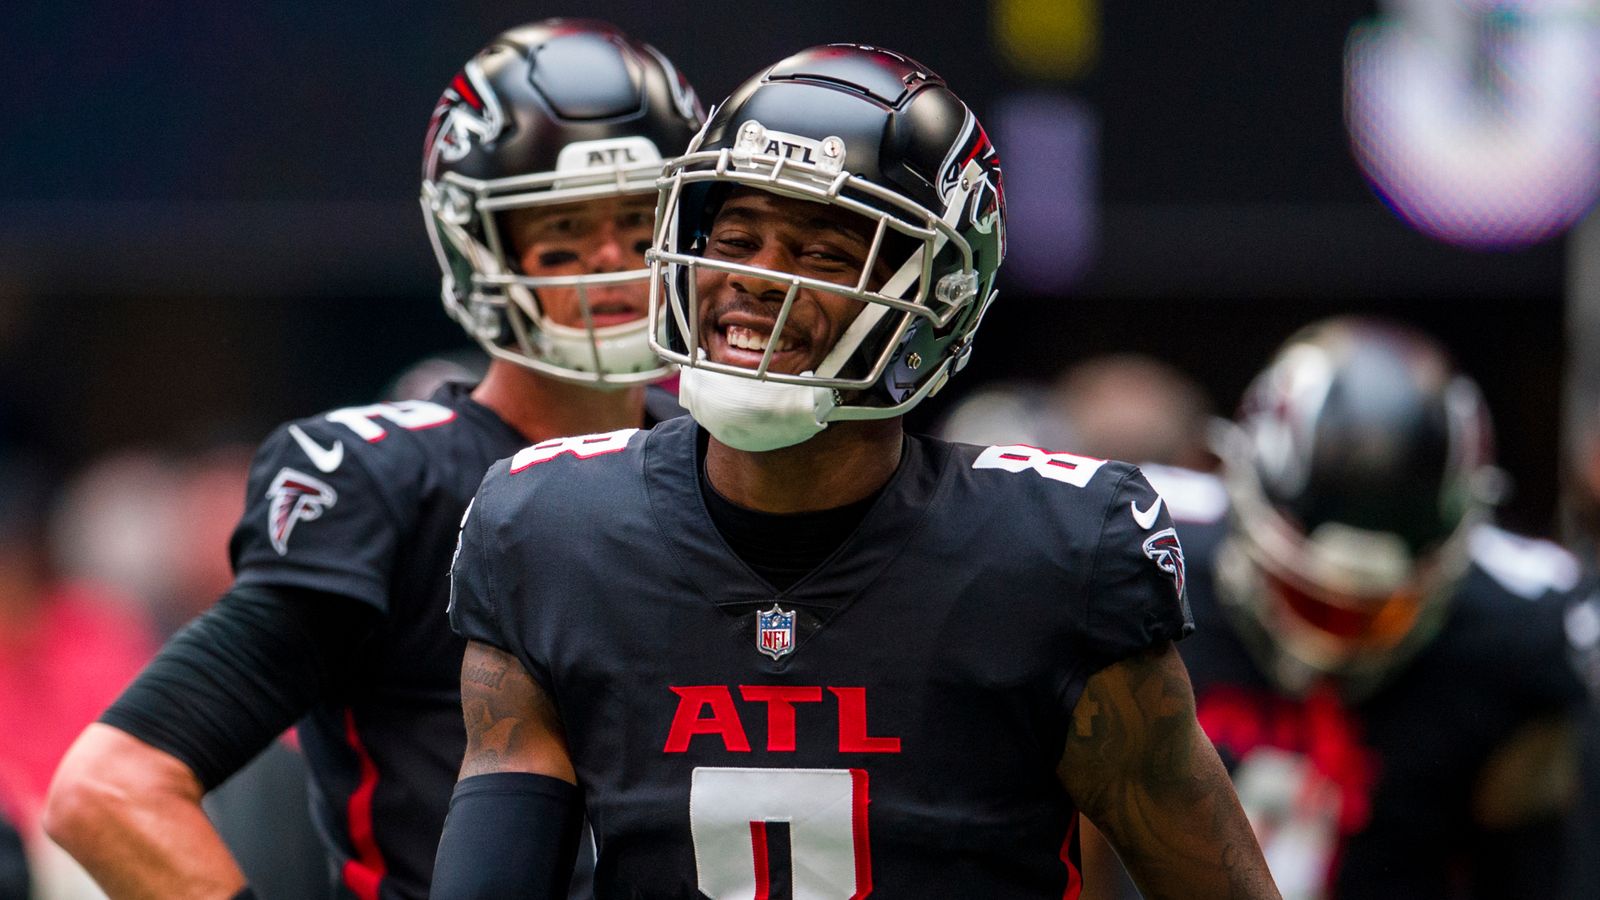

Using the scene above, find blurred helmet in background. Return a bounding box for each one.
[1214,317,1500,694]
[421,19,703,387]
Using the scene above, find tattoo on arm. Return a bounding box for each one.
[1059,642,1279,900]
[458,641,575,782]
[462,659,507,690]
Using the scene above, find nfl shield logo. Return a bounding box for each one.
[757,604,796,660]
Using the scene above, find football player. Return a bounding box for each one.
[435,44,1279,899]
[43,20,701,900]
[1108,318,1598,899]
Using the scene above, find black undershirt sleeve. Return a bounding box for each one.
[99,583,379,791]
[431,773,583,900]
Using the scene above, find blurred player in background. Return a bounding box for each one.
[1086,318,1598,899]
[932,379,1064,448]
[1558,397,1600,900]
[44,20,701,900]
[434,44,1277,899]
[1048,353,1217,473]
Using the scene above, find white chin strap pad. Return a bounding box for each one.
[538,319,658,375]
[679,366,833,452]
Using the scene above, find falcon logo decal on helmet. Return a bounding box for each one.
[938,112,1006,249]
[423,60,505,179]
[266,467,337,556]
[1143,527,1187,599]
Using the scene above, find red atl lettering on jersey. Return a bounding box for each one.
[739,685,823,751]
[664,687,751,752]
[830,688,901,753]
[664,685,901,754]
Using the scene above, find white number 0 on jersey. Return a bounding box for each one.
[690,766,872,899]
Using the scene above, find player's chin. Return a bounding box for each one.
[588,309,648,329]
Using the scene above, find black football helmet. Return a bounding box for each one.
[648,44,1005,443]
[422,20,703,386]
[1213,318,1500,694]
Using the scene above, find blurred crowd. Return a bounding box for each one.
[0,358,483,899]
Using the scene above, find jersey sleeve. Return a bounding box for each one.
[1079,467,1195,672]
[229,421,409,612]
[448,481,503,651]
[447,464,554,688]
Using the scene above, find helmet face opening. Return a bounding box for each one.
[648,45,1005,428]
[427,175,665,384]
[652,157,969,395]
[420,20,703,387]
[1264,570,1422,647]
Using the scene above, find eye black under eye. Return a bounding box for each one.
[538,251,580,266]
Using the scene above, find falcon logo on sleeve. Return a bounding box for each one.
[266,467,338,555]
[1142,527,1187,599]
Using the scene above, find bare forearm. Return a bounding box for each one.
[45,724,246,900]
[1060,644,1279,900]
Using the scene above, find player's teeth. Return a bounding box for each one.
[726,326,794,352]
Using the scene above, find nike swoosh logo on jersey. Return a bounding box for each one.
[1131,496,1163,530]
[288,424,344,473]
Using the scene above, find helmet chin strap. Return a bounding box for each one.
[679,353,837,452]
[538,318,658,376]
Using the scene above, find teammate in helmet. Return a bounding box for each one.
[435,44,1278,899]
[1103,318,1598,899]
[44,21,701,900]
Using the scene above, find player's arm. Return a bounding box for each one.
[44,584,375,900]
[46,725,242,900]
[430,640,582,900]
[1468,724,1576,899]
[1467,711,1582,897]
[1058,641,1280,900]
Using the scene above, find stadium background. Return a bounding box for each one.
[3,0,1592,536]
[2,1,1599,896]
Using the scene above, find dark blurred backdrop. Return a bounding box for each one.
[1,0,1591,537]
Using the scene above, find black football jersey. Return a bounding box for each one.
[1141,464,1596,900]
[450,416,1193,899]
[228,382,536,900]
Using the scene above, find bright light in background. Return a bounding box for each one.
[1347,0,1600,248]
[991,0,1099,79]
[989,0,1099,290]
